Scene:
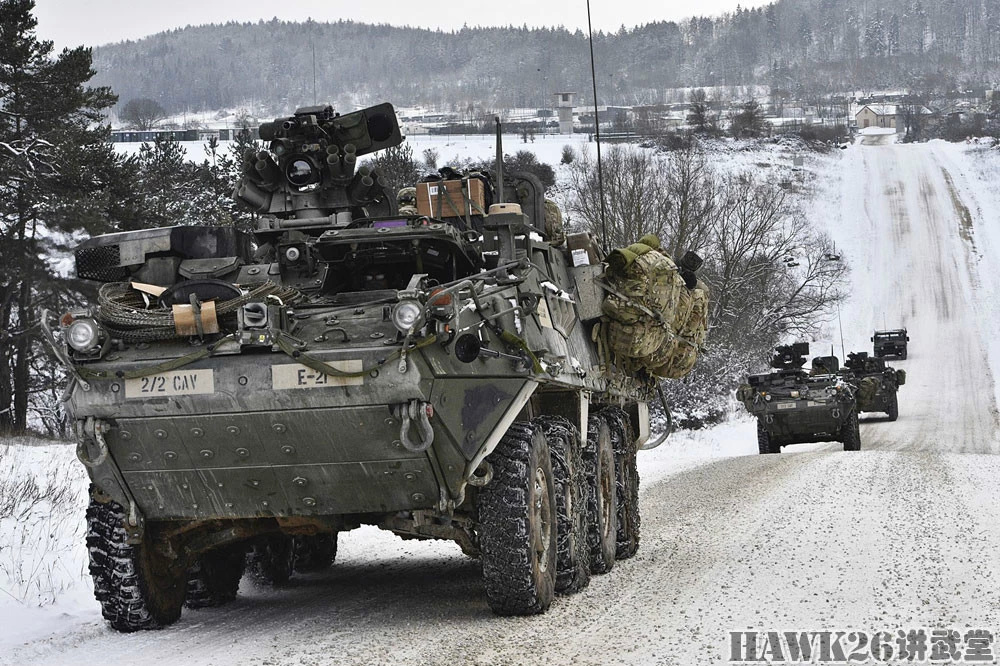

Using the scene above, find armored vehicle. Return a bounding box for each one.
[872,328,908,359]
[41,103,708,630]
[737,343,860,454]
[842,351,905,421]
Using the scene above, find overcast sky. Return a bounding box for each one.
[33,0,772,51]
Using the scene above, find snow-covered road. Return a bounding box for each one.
[8,138,1000,666]
[815,139,1000,453]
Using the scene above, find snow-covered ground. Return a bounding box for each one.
[6,134,1000,664]
[114,132,596,168]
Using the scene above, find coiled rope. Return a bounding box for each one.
[96,281,304,342]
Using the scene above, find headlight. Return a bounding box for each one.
[66,318,104,354]
[391,300,426,334]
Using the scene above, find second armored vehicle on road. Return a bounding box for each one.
[843,351,906,421]
[737,343,860,454]
[872,328,909,359]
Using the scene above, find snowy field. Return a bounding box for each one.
[6,132,1000,664]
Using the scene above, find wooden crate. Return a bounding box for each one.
[416,179,486,219]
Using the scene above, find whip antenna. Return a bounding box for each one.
[495,117,504,203]
[586,0,609,253]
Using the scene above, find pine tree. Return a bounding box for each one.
[687,88,713,133]
[730,99,767,138]
[209,127,262,233]
[0,0,117,432]
[133,135,200,228]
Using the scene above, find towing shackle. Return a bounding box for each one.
[393,399,435,453]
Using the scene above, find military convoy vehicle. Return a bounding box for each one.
[872,328,909,360]
[842,351,905,421]
[41,102,709,630]
[737,343,860,454]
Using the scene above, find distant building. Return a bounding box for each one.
[855,104,901,132]
[553,92,576,134]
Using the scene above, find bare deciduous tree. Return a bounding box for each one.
[120,97,167,130]
[565,144,848,427]
[565,145,674,250]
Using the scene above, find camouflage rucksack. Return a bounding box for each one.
[543,199,566,246]
[601,234,708,379]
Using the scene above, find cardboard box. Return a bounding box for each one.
[416,179,486,219]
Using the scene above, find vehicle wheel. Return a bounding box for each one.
[887,393,899,422]
[584,413,618,574]
[246,535,295,587]
[293,534,338,573]
[185,543,246,609]
[478,421,557,615]
[603,408,640,560]
[757,420,778,454]
[536,415,590,595]
[86,496,186,632]
[841,410,862,451]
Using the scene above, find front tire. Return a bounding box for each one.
[584,413,618,574]
[757,420,778,454]
[886,392,899,421]
[86,496,187,632]
[479,422,557,615]
[841,410,862,451]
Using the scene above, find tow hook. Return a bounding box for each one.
[78,417,143,531]
[76,416,110,468]
[393,400,435,452]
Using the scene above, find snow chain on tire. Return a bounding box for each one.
[535,415,591,595]
[246,535,296,587]
[584,413,618,574]
[602,407,641,560]
[478,421,557,615]
[185,543,247,609]
[293,534,339,573]
[757,420,778,455]
[86,491,186,632]
[841,410,862,451]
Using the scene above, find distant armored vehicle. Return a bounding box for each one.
[737,343,860,454]
[42,103,709,630]
[843,351,906,421]
[872,328,908,359]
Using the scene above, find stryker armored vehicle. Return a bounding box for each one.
[872,328,908,359]
[737,343,860,454]
[842,351,905,421]
[41,102,709,630]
